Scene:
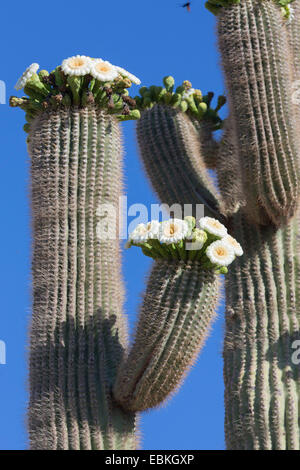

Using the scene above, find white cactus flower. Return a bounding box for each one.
[15,63,39,90]
[222,235,243,257]
[159,219,189,245]
[115,66,141,85]
[129,220,160,243]
[90,59,119,82]
[182,88,195,100]
[199,216,228,238]
[206,240,235,267]
[61,55,92,76]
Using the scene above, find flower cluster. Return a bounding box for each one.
[205,0,295,18]
[126,216,243,274]
[134,76,225,129]
[10,56,141,132]
[60,56,140,84]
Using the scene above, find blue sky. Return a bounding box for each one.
[0,0,226,450]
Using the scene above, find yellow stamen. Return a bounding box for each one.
[69,58,85,69]
[216,247,226,257]
[95,63,111,73]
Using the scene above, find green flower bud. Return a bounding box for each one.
[186,96,198,114]
[163,91,173,105]
[180,101,188,113]
[157,87,167,101]
[54,67,66,88]
[163,76,175,92]
[9,96,28,109]
[67,76,82,105]
[198,102,208,117]
[24,74,50,100]
[219,266,228,274]
[182,80,192,91]
[170,93,182,107]
[184,216,196,231]
[193,89,203,102]
[118,109,141,121]
[38,70,49,80]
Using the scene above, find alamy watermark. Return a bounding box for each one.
[0,80,6,104]
[291,340,300,365]
[96,197,205,242]
[0,340,6,365]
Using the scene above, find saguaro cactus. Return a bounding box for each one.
[132,0,300,450]
[11,57,140,449]
[12,0,300,452]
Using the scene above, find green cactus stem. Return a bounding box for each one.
[28,105,136,450]
[224,209,300,450]
[114,260,220,411]
[218,0,300,226]
[215,116,244,216]
[11,56,142,449]
[136,104,224,219]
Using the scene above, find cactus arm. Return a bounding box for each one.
[287,2,300,136]
[137,105,223,219]
[217,0,299,226]
[287,1,300,74]
[113,261,220,411]
[192,120,220,169]
[215,116,244,216]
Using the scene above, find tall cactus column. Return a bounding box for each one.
[11,56,140,450]
[224,211,300,449]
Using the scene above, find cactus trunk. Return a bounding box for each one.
[224,210,300,450]
[28,105,136,450]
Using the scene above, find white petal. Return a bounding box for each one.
[199,216,228,238]
[222,235,243,256]
[115,66,141,85]
[61,55,92,77]
[206,240,235,266]
[15,63,39,90]
[90,59,118,82]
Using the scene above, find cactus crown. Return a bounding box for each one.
[127,216,243,274]
[10,56,141,132]
[134,76,226,130]
[205,0,295,16]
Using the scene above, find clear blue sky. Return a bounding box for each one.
[0,0,226,450]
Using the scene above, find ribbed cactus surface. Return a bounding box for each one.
[136,105,222,219]
[12,0,300,450]
[224,210,300,449]
[218,0,299,226]
[114,260,219,411]
[29,105,135,449]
